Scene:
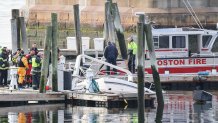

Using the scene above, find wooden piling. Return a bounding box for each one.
[104,14,109,41]
[73,4,82,55]
[39,26,52,93]
[11,19,18,53]
[112,3,128,60]
[12,9,20,49]
[39,112,46,123]
[137,14,145,123]
[19,17,28,54]
[105,1,115,43]
[51,13,58,92]
[144,24,164,122]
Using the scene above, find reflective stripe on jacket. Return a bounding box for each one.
[32,57,41,68]
[0,57,9,70]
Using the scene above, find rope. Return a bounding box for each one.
[88,79,100,93]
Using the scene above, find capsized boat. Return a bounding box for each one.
[70,54,155,94]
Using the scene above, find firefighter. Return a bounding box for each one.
[17,50,29,89]
[32,52,42,90]
[0,47,9,86]
[12,48,21,66]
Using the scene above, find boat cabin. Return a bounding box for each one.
[146,27,218,58]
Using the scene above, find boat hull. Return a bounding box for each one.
[116,57,218,74]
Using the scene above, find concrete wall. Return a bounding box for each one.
[35,0,78,5]
[29,0,218,8]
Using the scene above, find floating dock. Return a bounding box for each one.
[142,74,218,90]
[0,88,65,106]
[0,88,155,108]
[67,92,155,108]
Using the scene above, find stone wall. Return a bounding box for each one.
[24,0,218,49]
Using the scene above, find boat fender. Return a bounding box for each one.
[197,71,209,76]
[193,76,207,82]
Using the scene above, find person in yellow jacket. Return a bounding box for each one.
[18,112,27,123]
[127,36,137,73]
[17,50,29,89]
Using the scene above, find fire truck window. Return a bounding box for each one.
[159,36,169,48]
[172,36,186,48]
[202,35,212,48]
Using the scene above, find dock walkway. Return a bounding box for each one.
[0,88,65,104]
[0,87,155,108]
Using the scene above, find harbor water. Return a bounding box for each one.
[0,91,217,123]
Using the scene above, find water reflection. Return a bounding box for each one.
[0,91,217,123]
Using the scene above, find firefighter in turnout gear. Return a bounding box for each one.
[17,50,29,89]
[12,48,21,66]
[0,47,9,86]
[31,52,42,90]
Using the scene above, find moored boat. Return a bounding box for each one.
[117,27,218,74]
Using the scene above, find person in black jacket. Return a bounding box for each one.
[0,47,9,86]
[103,41,118,75]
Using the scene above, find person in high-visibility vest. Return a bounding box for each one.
[127,36,137,73]
[31,52,42,90]
[17,50,29,89]
[12,48,21,66]
[0,47,9,86]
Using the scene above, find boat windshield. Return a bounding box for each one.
[202,35,212,48]
[212,36,218,52]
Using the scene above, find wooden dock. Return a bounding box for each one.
[0,88,155,108]
[0,88,65,106]
[67,92,155,108]
[142,74,218,90]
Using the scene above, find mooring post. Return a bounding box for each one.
[51,13,58,92]
[105,1,115,43]
[144,24,164,122]
[73,4,82,55]
[137,14,145,123]
[12,9,21,49]
[104,2,109,41]
[39,112,46,122]
[39,26,52,93]
[19,17,28,54]
[111,3,128,60]
[11,19,18,53]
